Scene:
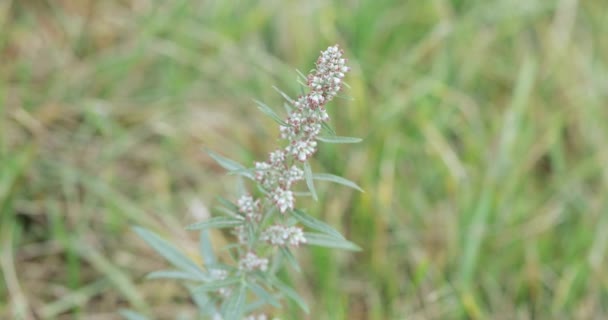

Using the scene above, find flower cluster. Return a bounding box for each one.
[239,252,269,272]
[237,194,261,221]
[261,225,306,247]
[225,45,349,318]
[255,45,350,212]
[233,44,348,250]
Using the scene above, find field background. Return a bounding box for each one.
[2,0,608,319]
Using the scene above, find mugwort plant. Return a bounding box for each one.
[128,45,361,320]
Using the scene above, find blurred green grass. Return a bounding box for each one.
[1,0,608,319]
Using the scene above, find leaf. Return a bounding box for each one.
[214,196,241,218]
[199,230,217,266]
[312,173,364,192]
[292,209,344,240]
[279,246,301,273]
[283,102,293,114]
[214,206,241,219]
[244,300,268,314]
[185,217,243,230]
[304,162,317,201]
[192,277,240,293]
[221,282,246,320]
[304,232,362,251]
[133,227,206,278]
[295,69,308,82]
[248,282,282,308]
[119,309,151,320]
[321,122,336,136]
[254,99,288,126]
[272,85,295,104]
[204,148,246,172]
[226,167,255,180]
[269,276,309,314]
[146,270,207,281]
[317,136,363,144]
[187,284,218,316]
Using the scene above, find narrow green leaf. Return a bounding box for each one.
[216,196,239,212]
[304,232,362,251]
[119,309,150,320]
[269,276,309,314]
[187,284,218,316]
[222,282,246,320]
[192,277,240,293]
[292,209,344,240]
[204,148,246,172]
[185,217,243,230]
[295,69,307,82]
[317,136,362,144]
[146,270,207,281]
[248,282,282,308]
[133,227,205,278]
[254,100,288,126]
[304,162,318,201]
[283,102,293,114]
[246,221,256,248]
[279,246,301,273]
[272,85,295,103]
[312,173,364,192]
[199,230,217,266]
[244,300,268,314]
[214,206,241,219]
[321,122,336,136]
[214,196,241,218]
[226,167,254,180]
[292,191,313,197]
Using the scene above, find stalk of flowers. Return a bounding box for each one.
[132,45,360,320]
[233,45,350,267]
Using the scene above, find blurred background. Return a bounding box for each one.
[1,0,607,319]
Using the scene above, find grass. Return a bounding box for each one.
[1,0,608,319]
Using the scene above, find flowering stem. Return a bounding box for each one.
[135,45,355,320]
[233,46,350,277]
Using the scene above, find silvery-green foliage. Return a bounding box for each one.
[130,45,360,320]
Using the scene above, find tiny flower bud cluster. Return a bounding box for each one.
[279,45,349,162]
[239,252,269,272]
[237,194,261,221]
[270,188,295,213]
[210,269,231,297]
[233,225,248,244]
[261,225,307,247]
[309,45,349,102]
[210,268,228,280]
